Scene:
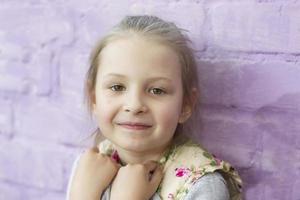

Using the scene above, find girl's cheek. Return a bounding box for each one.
[158,102,182,125]
[97,97,117,124]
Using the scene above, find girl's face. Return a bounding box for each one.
[93,36,190,154]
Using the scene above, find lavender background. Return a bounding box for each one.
[0,0,300,199]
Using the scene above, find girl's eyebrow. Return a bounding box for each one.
[103,73,172,83]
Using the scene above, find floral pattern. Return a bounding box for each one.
[98,139,243,200]
[175,167,191,177]
[164,151,230,199]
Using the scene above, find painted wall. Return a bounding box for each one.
[0,0,299,199]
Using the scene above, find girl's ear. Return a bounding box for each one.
[91,91,97,113]
[92,103,97,114]
[178,88,198,124]
[178,105,192,124]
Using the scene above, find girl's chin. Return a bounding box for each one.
[111,140,153,152]
[119,143,149,152]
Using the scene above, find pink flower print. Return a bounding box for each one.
[212,154,222,166]
[168,193,175,199]
[215,158,222,166]
[175,167,191,177]
[111,150,121,163]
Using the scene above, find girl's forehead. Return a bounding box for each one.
[97,37,182,78]
[102,72,173,82]
[100,36,179,62]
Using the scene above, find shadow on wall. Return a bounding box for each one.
[250,94,300,199]
[191,60,300,199]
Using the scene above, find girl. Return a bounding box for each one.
[67,15,242,200]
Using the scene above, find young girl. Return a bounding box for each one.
[67,15,242,200]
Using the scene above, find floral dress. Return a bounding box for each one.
[98,139,242,200]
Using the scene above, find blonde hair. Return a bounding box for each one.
[84,15,200,146]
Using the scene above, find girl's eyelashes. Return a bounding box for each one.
[149,87,166,95]
[110,84,125,91]
[108,84,167,95]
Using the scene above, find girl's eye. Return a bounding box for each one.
[150,88,166,95]
[110,84,125,91]
[109,85,165,95]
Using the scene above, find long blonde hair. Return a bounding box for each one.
[84,15,200,146]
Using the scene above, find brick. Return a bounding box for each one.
[255,110,300,148]
[0,182,20,200]
[59,48,90,96]
[243,161,296,200]
[192,106,260,168]
[0,99,12,136]
[14,96,95,146]
[0,4,73,48]
[0,137,80,191]
[262,182,293,200]
[198,60,300,111]
[209,2,300,53]
[244,183,264,200]
[199,111,259,147]
[128,1,205,50]
[69,3,128,49]
[195,105,300,172]
[291,179,300,200]
[0,181,66,200]
[0,51,52,95]
[0,60,30,94]
[263,180,294,200]
[217,143,257,169]
[0,4,74,95]
[26,48,54,95]
[250,111,299,200]
[260,126,300,173]
[73,1,205,51]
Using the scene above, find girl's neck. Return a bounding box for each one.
[113,142,172,165]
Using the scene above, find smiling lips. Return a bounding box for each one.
[117,122,152,130]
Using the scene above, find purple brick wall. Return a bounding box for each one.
[0,1,299,199]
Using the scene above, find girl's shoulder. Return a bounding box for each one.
[184,171,230,200]
[161,139,218,166]
[157,140,242,200]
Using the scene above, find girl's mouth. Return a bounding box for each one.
[117,123,152,130]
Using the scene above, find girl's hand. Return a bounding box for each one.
[68,147,120,200]
[110,161,163,200]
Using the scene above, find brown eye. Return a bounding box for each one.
[150,88,166,95]
[110,84,125,91]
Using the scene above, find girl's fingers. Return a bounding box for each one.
[91,146,100,153]
[149,165,163,186]
[143,161,163,183]
[85,146,100,154]
[111,159,122,169]
[143,160,159,172]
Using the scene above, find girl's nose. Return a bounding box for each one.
[123,91,148,114]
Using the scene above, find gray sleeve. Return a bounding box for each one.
[102,172,229,200]
[101,185,162,200]
[184,172,230,200]
[101,180,162,200]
